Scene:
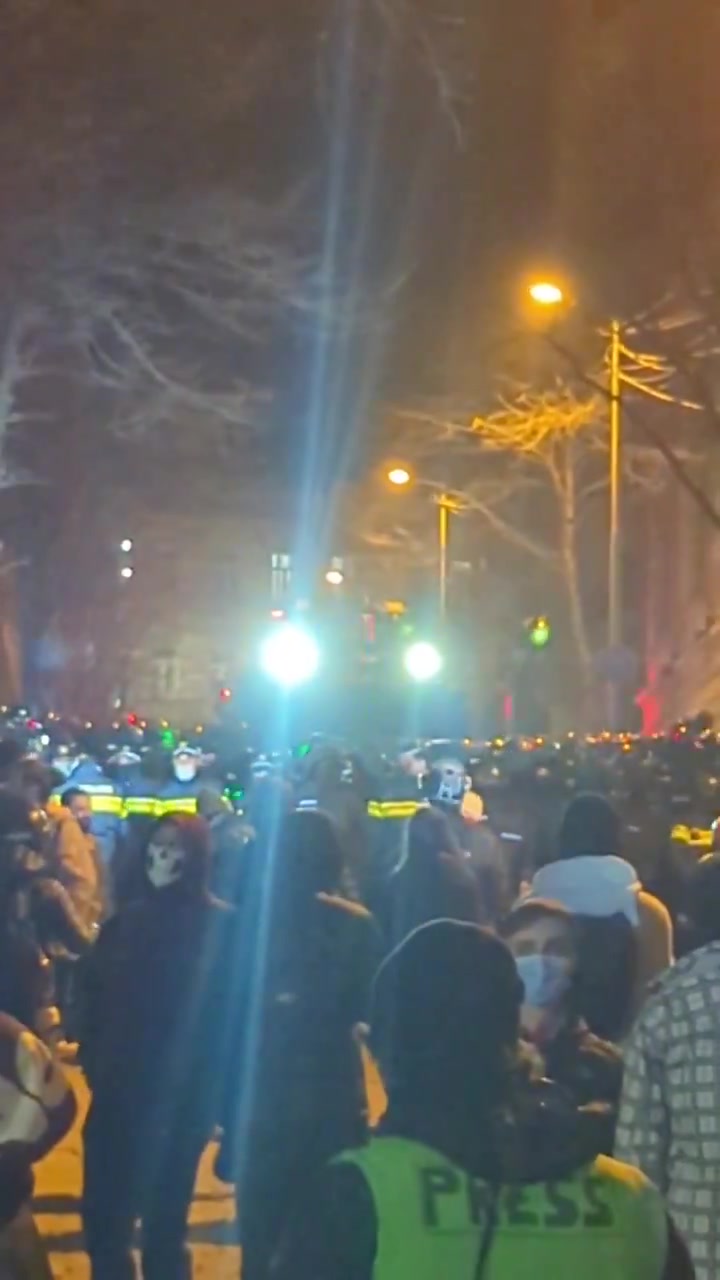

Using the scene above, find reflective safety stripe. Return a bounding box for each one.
[50,791,123,815]
[87,796,123,815]
[155,797,198,817]
[123,798,157,817]
[671,823,713,848]
[368,800,426,820]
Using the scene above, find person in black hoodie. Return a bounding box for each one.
[80,814,233,1280]
[275,921,694,1280]
[385,805,481,951]
[223,807,377,1280]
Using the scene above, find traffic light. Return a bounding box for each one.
[527,616,552,649]
[219,686,233,703]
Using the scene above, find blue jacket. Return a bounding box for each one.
[155,777,202,817]
[51,759,123,866]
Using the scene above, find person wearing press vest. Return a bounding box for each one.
[276,920,694,1280]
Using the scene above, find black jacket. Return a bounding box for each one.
[385,852,481,952]
[542,1022,623,1153]
[79,888,233,1126]
[223,891,378,1179]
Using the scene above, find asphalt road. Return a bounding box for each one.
[36,1056,386,1279]
[35,1068,238,1279]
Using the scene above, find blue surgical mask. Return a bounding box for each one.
[515,954,571,1010]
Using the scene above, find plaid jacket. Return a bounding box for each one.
[616,942,720,1280]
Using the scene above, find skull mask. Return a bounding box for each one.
[146,839,187,890]
[433,758,469,805]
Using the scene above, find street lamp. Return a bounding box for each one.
[528,281,623,672]
[386,467,454,624]
[529,281,564,307]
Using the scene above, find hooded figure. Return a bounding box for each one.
[80,815,233,1280]
[276,921,693,1280]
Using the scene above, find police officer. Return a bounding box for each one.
[277,921,693,1280]
[155,745,204,818]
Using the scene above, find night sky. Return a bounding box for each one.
[1,0,718,643]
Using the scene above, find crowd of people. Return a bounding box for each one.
[0,734,716,1278]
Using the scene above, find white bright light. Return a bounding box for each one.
[388,467,411,487]
[529,281,564,306]
[404,641,443,682]
[325,569,344,587]
[120,566,134,580]
[120,538,133,553]
[260,624,320,687]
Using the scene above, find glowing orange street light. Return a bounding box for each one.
[528,271,623,727]
[385,464,454,623]
[529,280,564,307]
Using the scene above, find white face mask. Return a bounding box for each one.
[146,841,186,890]
[173,763,197,784]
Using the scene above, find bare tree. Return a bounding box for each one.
[0,310,52,486]
[358,386,667,688]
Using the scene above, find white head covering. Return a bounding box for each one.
[529,855,640,925]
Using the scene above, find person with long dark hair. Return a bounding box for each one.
[385,806,481,950]
[80,814,233,1280]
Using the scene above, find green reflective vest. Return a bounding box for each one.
[337,1138,667,1280]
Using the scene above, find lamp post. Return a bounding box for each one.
[387,467,454,624]
[529,283,624,677]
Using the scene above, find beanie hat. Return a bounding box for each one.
[557,792,621,860]
[371,921,522,1090]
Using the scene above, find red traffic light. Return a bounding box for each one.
[219,687,233,703]
[126,713,139,727]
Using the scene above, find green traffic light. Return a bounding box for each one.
[529,617,551,649]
